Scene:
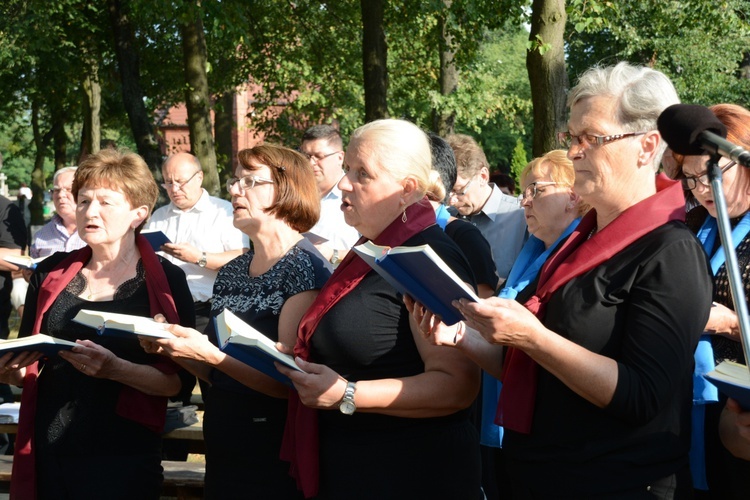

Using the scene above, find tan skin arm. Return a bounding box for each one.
[720,398,750,461]
[277,310,480,418]
[160,243,247,271]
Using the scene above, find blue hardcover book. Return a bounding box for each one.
[704,360,750,410]
[214,309,304,386]
[141,230,172,252]
[0,334,77,356]
[352,241,480,326]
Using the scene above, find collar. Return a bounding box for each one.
[168,189,210,214]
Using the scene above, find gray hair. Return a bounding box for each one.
[568,62,680,170]
[349,119,435,200]
[53,166,78,185]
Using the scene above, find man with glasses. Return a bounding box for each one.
[30,167,85,258]
[145,152,248,332]
[447,133,527,285]
[299,124,359,266]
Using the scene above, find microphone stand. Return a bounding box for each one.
[707,153,750,367]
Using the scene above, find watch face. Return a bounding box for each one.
[339,400,356,415]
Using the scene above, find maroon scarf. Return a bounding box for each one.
[280,199,436,498]
[495,174,686,434]
[11,235,181,499]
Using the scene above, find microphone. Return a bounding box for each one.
[657,104,750,168]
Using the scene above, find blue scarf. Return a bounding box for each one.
[435,203,452,230]
[691,212,750,489]
[480,219,579,447]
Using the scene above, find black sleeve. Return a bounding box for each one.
[160,257,197,404]
[445,219,499,291]
[0,200,27,251]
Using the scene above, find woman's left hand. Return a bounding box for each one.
[454,296,545,349]
[705,302,740,340]
[59,339,120,379]
[276,358,348,410]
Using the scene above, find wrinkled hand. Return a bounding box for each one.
[161,242,199,265]
[453,296,543,349]
[0,351,42,385]
[59,340,120,379]
[276,358,348,410]
[705,302,740,340]
[404,295,463,346]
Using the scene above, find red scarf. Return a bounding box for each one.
[11,235,181,500]
[496,174,686,434]
[280,199,436,498]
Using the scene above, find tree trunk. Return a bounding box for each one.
[80,60,102,162]
[108,0,162,174]
[181,12,219,196]
[433,0,457,136]
[214,92,235,192]
[30,100,62,226]
[527,0,568,157]
[360,0,388,122]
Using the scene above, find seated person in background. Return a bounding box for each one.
[428,132,499,298]
[447,133,526,285]
[720,399,750,461]
[31,166,86,258]
[146,152,248,334]
[2,149,195,499]
[299,124,360,266]
[142,144,331,499]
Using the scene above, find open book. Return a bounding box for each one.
[352,241,479,326]
[214,308,303,385]
[141,230,172,251]
[704,360,750,410]
[0,334,77,356]
[3,255,47,270]
[72,309,175,339]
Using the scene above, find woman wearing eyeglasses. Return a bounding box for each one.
[141,144,332,499]
[679,103,750,499]
[414,63,714,497]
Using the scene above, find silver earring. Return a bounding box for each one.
[402,210,407,223]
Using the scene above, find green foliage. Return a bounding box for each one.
[510,137,528,185]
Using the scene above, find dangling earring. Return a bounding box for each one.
[402,210,408,223]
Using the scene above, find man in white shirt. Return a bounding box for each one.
[146,152,247,331]
[299,125,360,266]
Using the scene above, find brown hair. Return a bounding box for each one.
[73,149,158,233]
[710,104,750,199]
[446,133,490,178]
[236,144,320,232]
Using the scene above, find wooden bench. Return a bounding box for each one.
[0,455,205,499]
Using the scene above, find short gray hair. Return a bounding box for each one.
[568,62,679,170]
[53,166,78,185]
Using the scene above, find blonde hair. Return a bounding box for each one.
[350,119,438,201]
[521,149,590,216]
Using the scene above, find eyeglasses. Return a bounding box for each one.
[301,151,340,163]
[521,182,561,202]
[450,176,476,197]
[161,170,201,191]
[557,131,648,149]
[681,161,737,191]
[226,174,274,194]
[49,186,73,195]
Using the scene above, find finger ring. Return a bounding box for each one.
[80,364,86,371]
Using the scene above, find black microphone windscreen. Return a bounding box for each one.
[657,104,728,155]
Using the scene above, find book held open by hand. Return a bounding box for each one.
[214,308,303,385]
[0,334,77,356]
[704,360,750,410]
[72,309,175,339]
[141,230,172,252]
[352,241,479,326]
[3,255,47,270]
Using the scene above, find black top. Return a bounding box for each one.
[19,251,195,457]
[504,222,713,496]
[311,225,476,430]
[0,196,27,337]
[445,218,499,292]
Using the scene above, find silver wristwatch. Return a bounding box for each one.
[339,381,357,415]
[197,251,207,268]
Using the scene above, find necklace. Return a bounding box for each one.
[587,225,597,240]
[84,256,135,300]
